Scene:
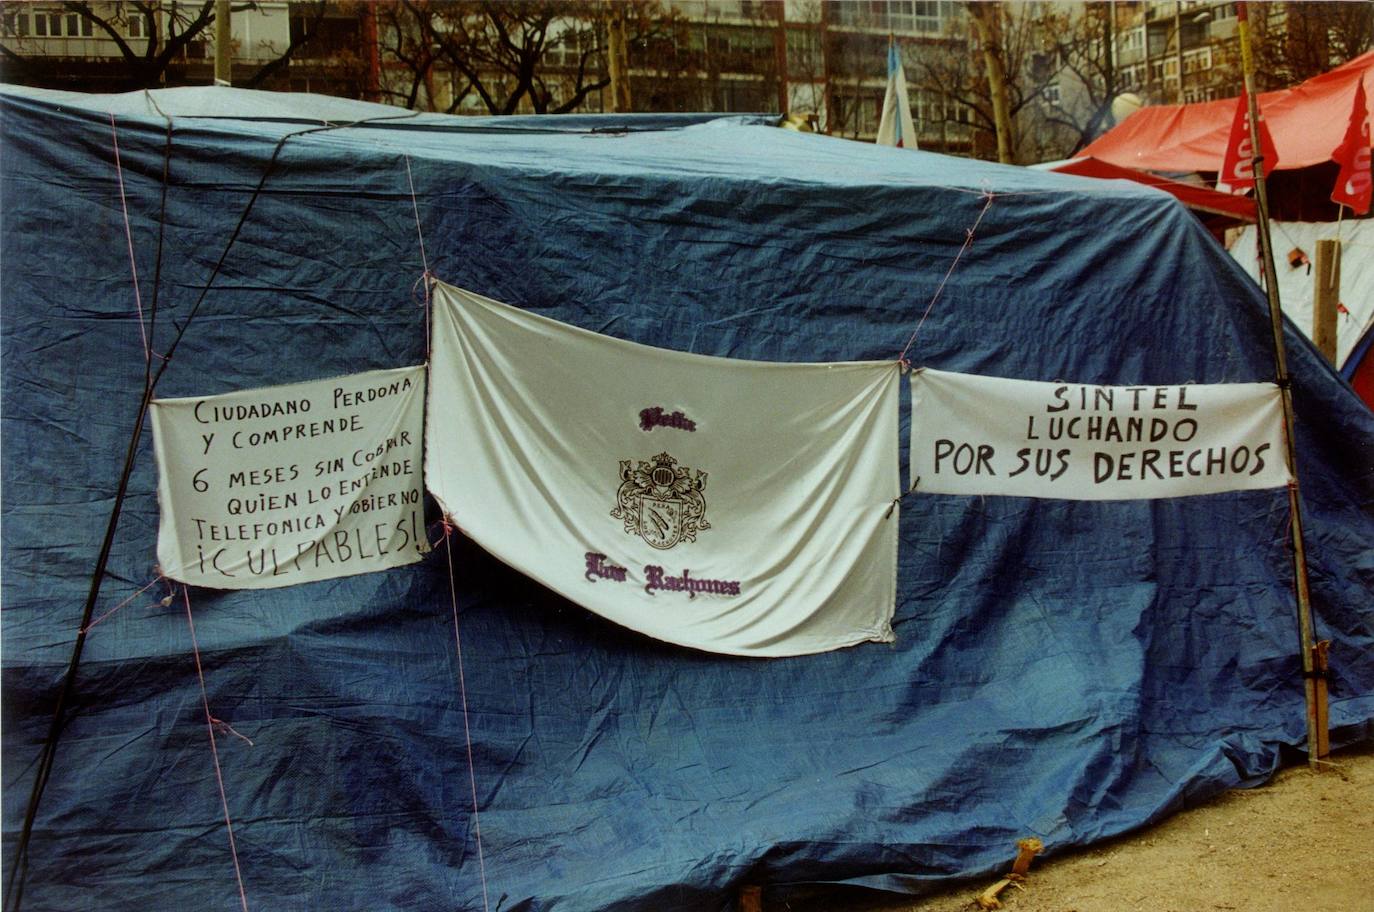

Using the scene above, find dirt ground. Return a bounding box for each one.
[776,741,1374,912]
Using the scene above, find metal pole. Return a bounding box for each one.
[1235,1,1323,766]
[1174,1,1184,104]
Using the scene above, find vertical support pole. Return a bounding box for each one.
[819,3,831,134]
[605,0,631,114]
[361,4,381,103]
[1313,239,1341,366]
[1236,2,1324,768]
[214,0,232,86]
[1174,0,1185,103]
[1312,641,1331,760]
[774,2,789,115]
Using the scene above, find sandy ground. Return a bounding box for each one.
[776,741,1374,912]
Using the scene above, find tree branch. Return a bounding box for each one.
[243,0,327,88]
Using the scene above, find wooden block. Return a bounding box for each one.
[1313,640,1331,760]
[1313,239,1341,366]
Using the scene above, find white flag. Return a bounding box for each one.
[426,281,899,657]
[909,368,1290,500]
[152,366,429,588]
[876,41,918,149]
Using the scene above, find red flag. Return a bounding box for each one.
[1331,79,1372,215]
[1218,88,1279,193]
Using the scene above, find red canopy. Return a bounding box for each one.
[1080,51,1374,173]
[1044,155,1256,222]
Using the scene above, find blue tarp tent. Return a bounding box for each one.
[2,85,1372,912]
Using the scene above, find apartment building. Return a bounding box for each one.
[1,1,980,153]
[623,1,975,152]
[1112,0,1241,105]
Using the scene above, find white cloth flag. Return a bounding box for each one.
[876,41,917,149]
[427,281,899,657]
[910,368,1290,500]
[152,366,429,588]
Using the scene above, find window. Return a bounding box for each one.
[1183,46,1212,73]
[547,26,598,68]
[830,0,949,33]
[43,12,95,38]
[1117,28,1144,53]
[1043,83,1061,107]
[38,11,66,36]
[2,8,29,36]
[886,0,948,33]
[860,93,881,133]
[1031,51,1057,82]
[127,15,146,39]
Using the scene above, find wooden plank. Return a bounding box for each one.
[1313,239,1341,366]
[1313,640,1331,760]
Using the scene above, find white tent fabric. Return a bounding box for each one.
[425,280,900,657]
[1230,219,1374,368]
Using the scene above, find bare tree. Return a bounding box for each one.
[374,1,448,110]
[373,0,688,115]
[968,1,1015,163]
[242,1,329,89]
[0,1,330,91]
[1246,0,1374,90]
[909,3,1063,163]
[1037,3,1124,156]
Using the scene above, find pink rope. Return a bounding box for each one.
[109,114,151,364]
[182,584,251,912]
[442,520,491,912]
[404,155,433,358]
[898,190,996,365]
[79,575,170,635]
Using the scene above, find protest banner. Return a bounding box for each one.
[910,368,1289,500]
[152,366,428,588]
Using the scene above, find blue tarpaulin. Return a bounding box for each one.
[2,85,1372,912]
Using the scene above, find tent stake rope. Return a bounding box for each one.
[77,575,170,636]
[403,153,433,360]
[441,520,493,912]
[897,189,995,366]
[4,108,418,912]
[182,584,252,912]
[109,114,152,364]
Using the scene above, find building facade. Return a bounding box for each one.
[3,1,1366,164]
[1112,0,1242,105]
[0,1,302,92]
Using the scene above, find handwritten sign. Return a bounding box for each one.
[151,366,428,588]
[909,369,1289,500]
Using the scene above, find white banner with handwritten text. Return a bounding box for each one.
[909,368,1289,500]
[152,366,429,588]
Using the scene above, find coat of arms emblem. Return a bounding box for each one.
[611,452,709,550]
